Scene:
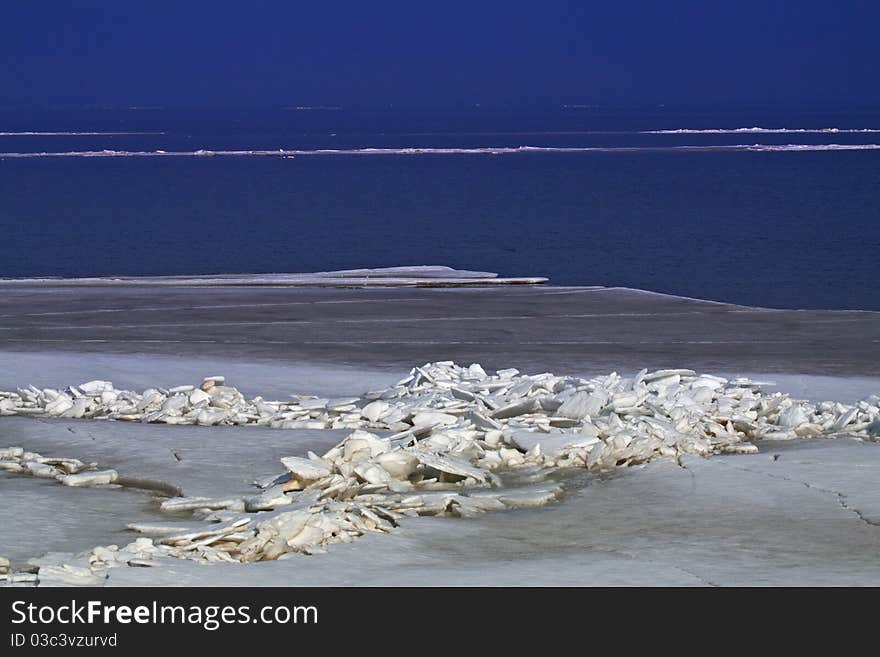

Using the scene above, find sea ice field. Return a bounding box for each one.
[1,271,878,586]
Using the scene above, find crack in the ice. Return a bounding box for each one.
[714,459,880,529]
[675,456,697,496]
[590,545,719,587]
[673,565,720,588]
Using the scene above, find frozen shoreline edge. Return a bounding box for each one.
[1,265,879,313]
[0,266,547,288]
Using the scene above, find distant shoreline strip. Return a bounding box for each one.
[1,144,879,158]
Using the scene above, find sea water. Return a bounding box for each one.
[0,106,878,310]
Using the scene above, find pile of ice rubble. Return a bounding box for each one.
[1,361,878,586]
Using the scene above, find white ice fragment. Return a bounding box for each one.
[642,369,695,382]
[24,461,57,478]
[508,430,600,456]
[690,375,727,390]
[498,486,563,509]
[833,407,859,431]
[361,400,389,423]
[79,380,114,394]
[558,390,607,419]
[280,456,331,481]
[374,450,419,479]
[415,452,493,484]
[126,523,196,536]
[160,496,243,512]
[490,398,540,420]
[44,394,74,416]
[340,430,390,462]
[353,462,393,485]
[412,411,458,427]
[245,485,292,511]
[189,389,210,405]
[59,469,118,487]
[777,405,810,428]
[161,395,189,413]
[196,408,227,426]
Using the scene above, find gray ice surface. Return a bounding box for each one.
[1,284,877,376]
[0,352,400,400]
[0,472,166,567]
[0,417,350,499]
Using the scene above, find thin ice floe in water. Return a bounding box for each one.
[1,361,878,585]
[0,266,547,288]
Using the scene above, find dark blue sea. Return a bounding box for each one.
[1,107,878,310]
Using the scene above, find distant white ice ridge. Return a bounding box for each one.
[1,144,879,158]
[0,131,163,136]
[642,127,880,134]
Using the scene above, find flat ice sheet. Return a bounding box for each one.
[0,351,401,400]
[1,285,877,376]
[0,417,350,499]
[0,472,167,567]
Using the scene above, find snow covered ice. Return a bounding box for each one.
[1,361,877,586]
